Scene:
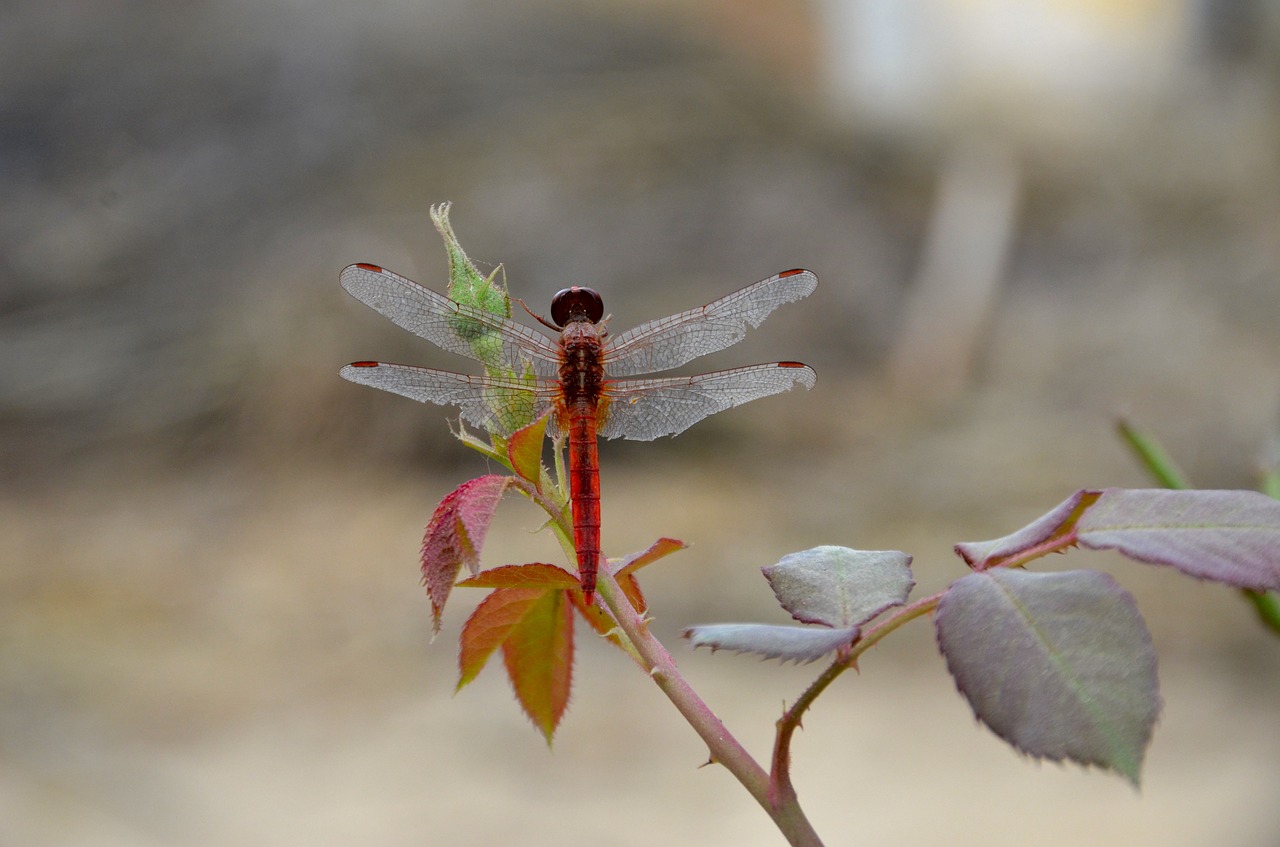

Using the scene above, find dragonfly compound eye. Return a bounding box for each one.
[550,287,605,326]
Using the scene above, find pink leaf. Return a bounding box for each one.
[422,475,513,631]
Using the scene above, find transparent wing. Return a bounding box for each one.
[603,269,817,377]
[340,362,558,437]
[341,263,562,378]
[597,362,816,441]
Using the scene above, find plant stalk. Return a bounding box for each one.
[595,570,825,847]
[771,592,943,804]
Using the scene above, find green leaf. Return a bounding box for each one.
[762,546,914,628]
[429,202,513,373]
[935,568,1160,785]
[431,202,510,319]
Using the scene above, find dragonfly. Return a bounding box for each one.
[340,262,818,604]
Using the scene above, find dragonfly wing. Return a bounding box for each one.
[341,263,562,378]
[598,362,816,441]
[604,269,817,377]
[340,362,557,437]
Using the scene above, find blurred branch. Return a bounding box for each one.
[889,138,1019,403]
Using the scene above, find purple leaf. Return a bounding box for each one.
[683,623,860,663]
[1077,488,1280,591]
[762,546,914,628]
[936,568,1160,785]
[956,490,1100,569]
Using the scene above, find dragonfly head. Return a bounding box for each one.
[550,286,604,327]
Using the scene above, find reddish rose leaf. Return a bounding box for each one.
[1077,488,1280,591]
[612,537,688,578]
[457,587,545,691]
[569,571,647,638]
[955,490,1102,570]
[573,596,611,637]
[507,411,550,488]
[616,572,647,615]
[936,568,1160,785]
[572,591,616,638]
[457,563,579,590]
[502,589,574,742]
[422,475,513,631]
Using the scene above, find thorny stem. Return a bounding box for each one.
[527,437,823,845]
[552,431,569,500]
[505,475,576,557]
[771,592,943,803]
[594,568,825,847]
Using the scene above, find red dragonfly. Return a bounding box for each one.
[340,263,817,603]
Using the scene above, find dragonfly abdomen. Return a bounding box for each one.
[566,403,602,604]
[556,322,608,603]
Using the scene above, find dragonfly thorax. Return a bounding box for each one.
[557,320,607,404]
[550,286,604,327]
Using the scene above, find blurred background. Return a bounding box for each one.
[3,0,1279,844]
